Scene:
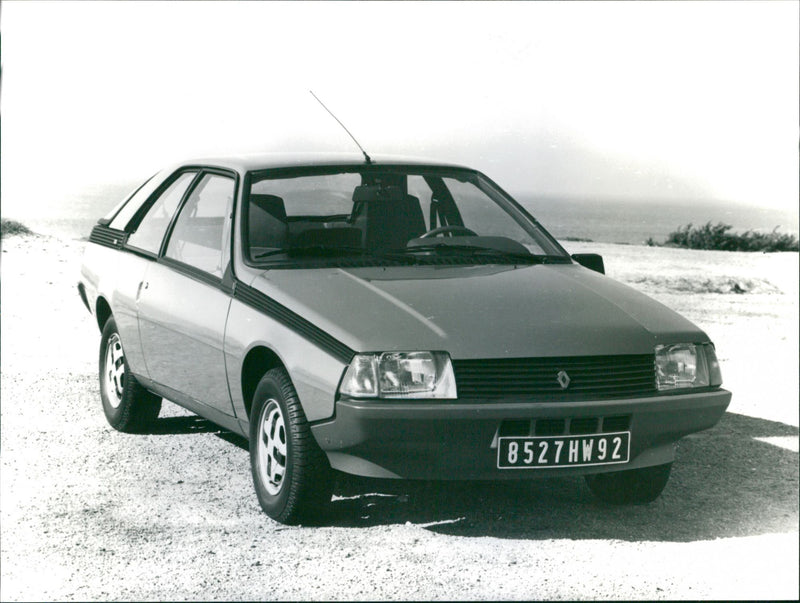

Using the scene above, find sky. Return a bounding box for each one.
[2,1,798,218]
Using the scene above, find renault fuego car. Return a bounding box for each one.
[78,153,731,524]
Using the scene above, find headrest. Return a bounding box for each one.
[250,194,287,220]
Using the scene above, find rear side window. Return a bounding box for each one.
[126,172,197,254]
[165,174,236,278]
[109,171,165,231]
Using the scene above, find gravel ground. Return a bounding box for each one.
[1,233,798,600]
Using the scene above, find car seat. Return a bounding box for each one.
[351,195,426,250]
[249,194,288,250]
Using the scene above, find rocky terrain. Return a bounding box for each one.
[1,233,797,600]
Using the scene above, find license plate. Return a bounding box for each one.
[497,432,630,469]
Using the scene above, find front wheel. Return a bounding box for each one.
[250,368,333,524]
[99,317,162,432]
[584,463,672,505]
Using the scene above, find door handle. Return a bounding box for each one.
[136,281,149,301]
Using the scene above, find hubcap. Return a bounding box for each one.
[256,399,287,495]
[104,333,125,408]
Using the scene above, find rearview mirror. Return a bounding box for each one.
[352,185,405,203]
[571,253,605,274]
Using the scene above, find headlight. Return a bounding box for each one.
[339,351,457,399]
[655,343,722,391]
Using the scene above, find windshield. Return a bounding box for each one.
[243,166,568,267]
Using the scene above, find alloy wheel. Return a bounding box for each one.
[104,333,125,409]
[257,399,287,495]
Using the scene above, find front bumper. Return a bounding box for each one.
[310,389,731,479]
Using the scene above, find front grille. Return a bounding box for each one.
[569,417,599,434]
[602,415,632,432]
[453,355,656,401]
[498,415,632,438]
[535,419,566,436]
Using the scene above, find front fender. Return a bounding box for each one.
[224,298,348,424]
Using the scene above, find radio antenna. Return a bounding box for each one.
[309,90,372,164]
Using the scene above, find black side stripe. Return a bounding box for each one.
[88,224,127,249]
[233,282,355,364]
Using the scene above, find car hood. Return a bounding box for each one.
[248,263,708,359]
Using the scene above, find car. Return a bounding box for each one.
[78,152,731,524]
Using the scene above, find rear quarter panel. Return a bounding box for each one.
[80,243,152,376]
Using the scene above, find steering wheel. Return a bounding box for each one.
[419,225,478,238]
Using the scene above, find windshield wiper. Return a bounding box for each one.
[401,243,567,263]
[254,245,417,263]
[254,243,568,264]
[254,245,370,259]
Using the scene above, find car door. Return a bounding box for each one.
[115,170,200,376]
[136,170,237,416]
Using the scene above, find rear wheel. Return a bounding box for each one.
[250,368,333,524]
[99,317,161,432]
[585,463,672,504]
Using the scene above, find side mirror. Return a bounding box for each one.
[571,253,605,274]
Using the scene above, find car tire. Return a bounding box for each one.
[584,463,672,505]
[99,316,162,432]
[250,368,333,524]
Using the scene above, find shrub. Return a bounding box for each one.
[661,222,798,252]
[1,219,33,238]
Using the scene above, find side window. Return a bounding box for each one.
[126,172,196,254]
[107,171,161,230]
[165,173,235,278]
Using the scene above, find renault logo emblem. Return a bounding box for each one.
[557,370,571,390]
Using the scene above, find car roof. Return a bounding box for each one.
[174,152,476,174]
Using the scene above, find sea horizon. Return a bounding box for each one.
[4,181,798,247]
